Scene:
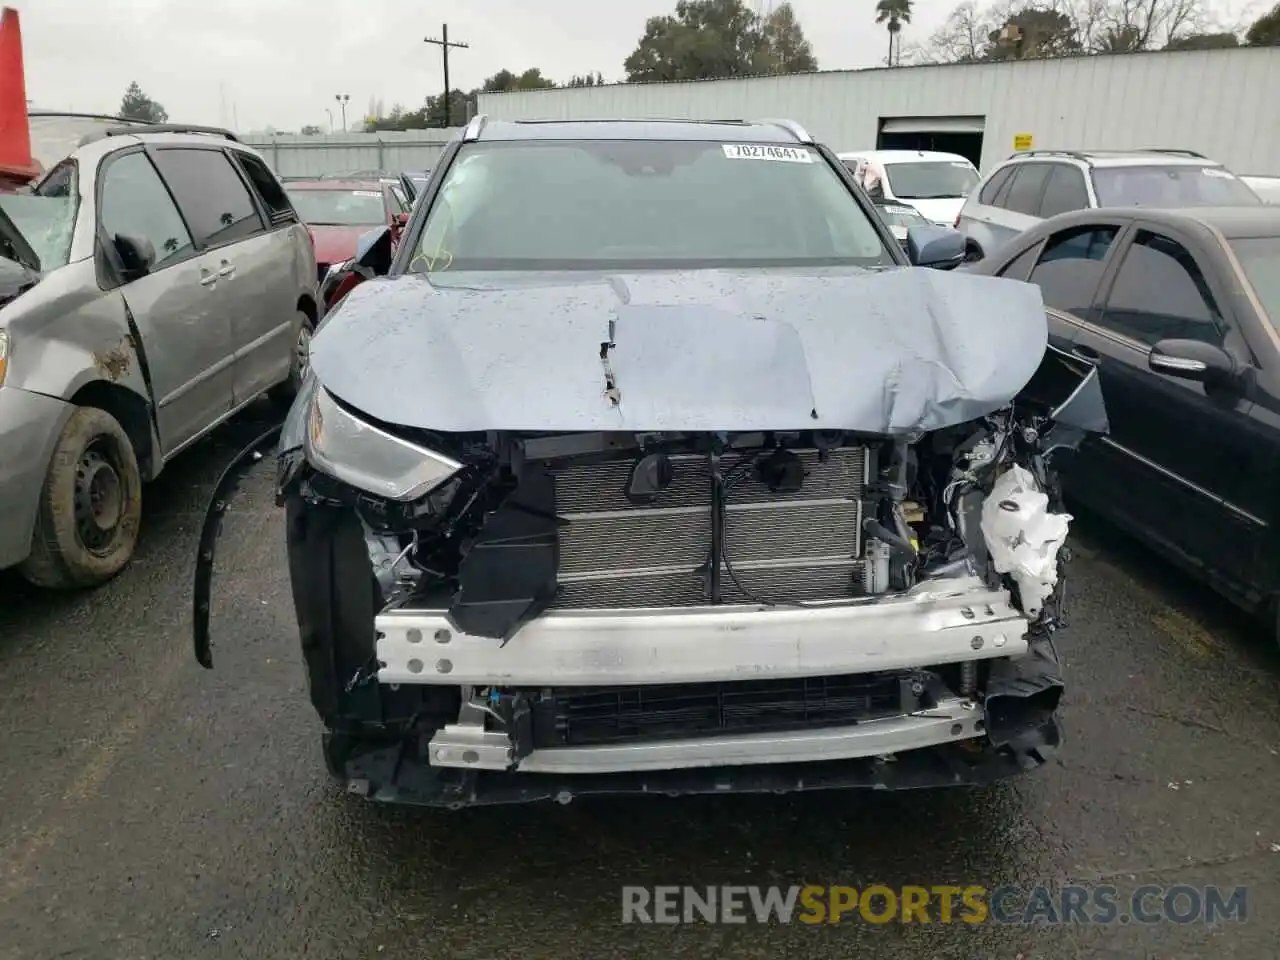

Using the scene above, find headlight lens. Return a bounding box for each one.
[304,386,461,501]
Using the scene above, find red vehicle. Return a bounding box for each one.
[283,177,409,281]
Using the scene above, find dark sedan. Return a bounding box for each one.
[966,206,1280,645]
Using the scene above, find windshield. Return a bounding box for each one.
[1229,237,1280,329]
[875,203,931,229]
[1092,165,1261,208]
[1,161,78,271]
[408,140,891,272]
[883,161,979,199]
[287,188,386,226]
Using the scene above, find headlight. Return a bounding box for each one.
[0,328,9,385]
[303,386,461,501]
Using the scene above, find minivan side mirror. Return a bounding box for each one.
[1148,339,1238,384]
[113,233,156,281]
[906,225,965,269]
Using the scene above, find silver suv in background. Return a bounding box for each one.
[0,124,318,589]
[957,149,1262,262]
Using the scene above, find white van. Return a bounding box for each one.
[836,150,980,226]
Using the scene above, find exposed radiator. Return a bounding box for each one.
[550,448,868,608]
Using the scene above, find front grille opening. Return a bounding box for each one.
[527,671,930,748]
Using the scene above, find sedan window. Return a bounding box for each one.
[1024,226,1119,318]
[1228,236,1280,332]
[1099,230,1224,346]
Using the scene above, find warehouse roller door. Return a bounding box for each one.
[876,116,985,167]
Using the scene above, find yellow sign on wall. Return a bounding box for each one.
[1013,133,1034,151]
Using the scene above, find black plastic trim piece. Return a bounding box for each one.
[192,424,282,668]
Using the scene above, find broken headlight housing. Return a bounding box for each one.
[304,386,461,501]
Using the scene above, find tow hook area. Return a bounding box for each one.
[192,424,283,668]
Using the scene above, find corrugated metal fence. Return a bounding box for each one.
[240,129,459,176]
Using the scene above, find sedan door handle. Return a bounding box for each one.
[199,268,218,287]
[1071,345,1099,363]
[216,260,236,279]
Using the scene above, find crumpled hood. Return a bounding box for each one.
[308,266,1048,435]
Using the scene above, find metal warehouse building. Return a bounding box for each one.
[476,47,1280,177]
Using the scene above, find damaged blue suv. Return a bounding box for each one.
[194,116,1108,808]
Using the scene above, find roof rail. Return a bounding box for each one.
[1142,148,1208,159]
[757,118,813,143]
[462,114,488,141]
[78,123,240,147]
[1006,148,1091,163]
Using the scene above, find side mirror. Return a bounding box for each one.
[1148,339,1238,384]
[113,233,156,281]
[906,225,965,269]
[354,226,394,276]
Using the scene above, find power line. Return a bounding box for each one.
[423,23,470,128]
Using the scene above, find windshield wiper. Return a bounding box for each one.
[895,193,963,200]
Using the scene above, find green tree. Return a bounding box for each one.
[482,68,557,92]
[875,0,913,66]
[985,8,1081,59]
[118,81,168,123]
[567,71,607,86]
[756,4,819,72]
[1246,3,1280,44]
[1163,31,1239,49]
[624,0,817,82]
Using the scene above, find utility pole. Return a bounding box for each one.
[424,23,469,128]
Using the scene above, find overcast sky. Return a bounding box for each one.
[24,0,962,132]
[23,0,1267,132]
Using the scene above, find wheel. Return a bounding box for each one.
[962,242,984,264]
[269,310,314,405]
[19,406,143,589]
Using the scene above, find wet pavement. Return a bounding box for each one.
[2,405,1279,959]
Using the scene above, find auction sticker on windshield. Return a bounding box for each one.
[722,144,813,163]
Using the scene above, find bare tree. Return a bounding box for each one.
[924,0,1210,61]
[1088,0,1205,49]
[921,0,1000,61]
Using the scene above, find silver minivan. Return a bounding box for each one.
[0,124,317,589]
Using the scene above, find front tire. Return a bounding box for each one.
[19,406,143,589]
[963,241,984,263]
